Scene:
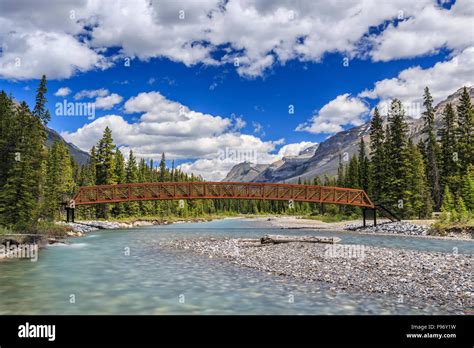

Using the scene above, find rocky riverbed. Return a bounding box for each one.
[161,237,473,313]
[344,221,429,236]
[57,217,218,235]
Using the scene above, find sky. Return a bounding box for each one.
[0,0,473,180]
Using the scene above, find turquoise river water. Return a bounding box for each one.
[0,218,472,315]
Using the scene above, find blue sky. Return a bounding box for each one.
[0,0,472,179]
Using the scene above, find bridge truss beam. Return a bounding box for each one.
[71,182,375,208]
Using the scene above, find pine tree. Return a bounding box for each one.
[42,141,75,220]
[460,164,474,212]
[346,155,360,189]
[32,75,51,125]
[95,127,116,218]
[456,87,474,175]
[0,102,46,229]
[438,103,459,193]
[112,148,126,217]
[455,196,469,223]
[0,91,15,189]
[369,107,386,203]
[159,152,167,182]
[421,87,441,210]
[441,185,454,212]
[385,99,410,217]
[358,137,370,192]
[126,150,139,216]
[406,140,432,218]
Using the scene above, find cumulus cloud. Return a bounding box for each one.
[61,91,286,180]
[74,89,110,100]
[95,93,123,110]
[296,46,474,133]
[177,140,317,181]
[2,0,470,79]
[359,47,474,117]
[296,94,369,134]
[369,0,474,62]
[54,87,71,97]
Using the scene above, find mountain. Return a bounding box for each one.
[222,143,319,182]
[10,99,90,165]
[224,86,474,183]
[222,162,269,182]
[45,127,90,165]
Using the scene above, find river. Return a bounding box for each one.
[0,218,472,314]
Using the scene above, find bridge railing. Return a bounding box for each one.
[71,182,375,208]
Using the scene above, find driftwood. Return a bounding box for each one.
[260,234,340,245]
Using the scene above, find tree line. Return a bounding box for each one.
[0,78,472,230]
[335,87,473,220]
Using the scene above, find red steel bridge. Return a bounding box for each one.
[65,181,391,225]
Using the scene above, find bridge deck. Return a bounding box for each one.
[71,182,375,208]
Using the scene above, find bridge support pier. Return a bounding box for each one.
[373,208,377,226]
[362,208,366,227]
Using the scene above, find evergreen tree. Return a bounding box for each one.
[32,75,51,125]
[126,150,139,216]
[421,87,441,210]
[42,141,75,220]
[455,196,469,223]
[346,155,360,189]
[0,102,46,229]
[95,127,116,218]
[456,87,474,175]
[0,91,15,189]
[406,140,432,218]
[438,103,459,193]
[159,152,167,182]
[369,107,386,203]
[358,137,370,192]
[441,185,454,212]
[385,99,410,216]
[112,148,126,217]
[460,164,474,212]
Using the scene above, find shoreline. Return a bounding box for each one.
[60,214,472,241]
[254,216,473,241]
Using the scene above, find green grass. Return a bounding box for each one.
[429,218,474,236]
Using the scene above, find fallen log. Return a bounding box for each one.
[260,234,340,245]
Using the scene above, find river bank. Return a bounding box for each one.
[258,216,473,241]
[161,236,473,314]
[57,216,232,236]
[59,214,473,241]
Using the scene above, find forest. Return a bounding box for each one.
[0,77,472,233]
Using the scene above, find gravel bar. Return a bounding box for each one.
[161,237,473,313]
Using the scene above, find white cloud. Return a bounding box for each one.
[95,93,123,110]
[296,94,369,134]
[54,87,71,97]
[277,141,316,157]
[177,140,317,181]
[74,89,110,100]
[3,0,469,79]
[61,91,284,180]
[0,30,106,80]
[359,47,474,117]
[369,0,474,62]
